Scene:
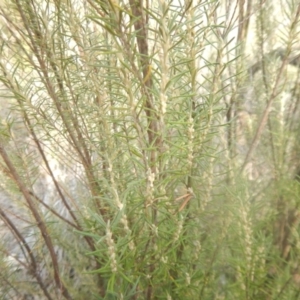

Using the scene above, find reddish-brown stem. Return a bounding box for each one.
[0,143,72,300]
[0,207,53,300]
[14,0,105,216]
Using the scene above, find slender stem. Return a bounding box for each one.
[0,143,72,300]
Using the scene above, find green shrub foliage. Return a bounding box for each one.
[0,0,300,299]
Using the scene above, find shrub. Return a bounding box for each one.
[0,0,300,299]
